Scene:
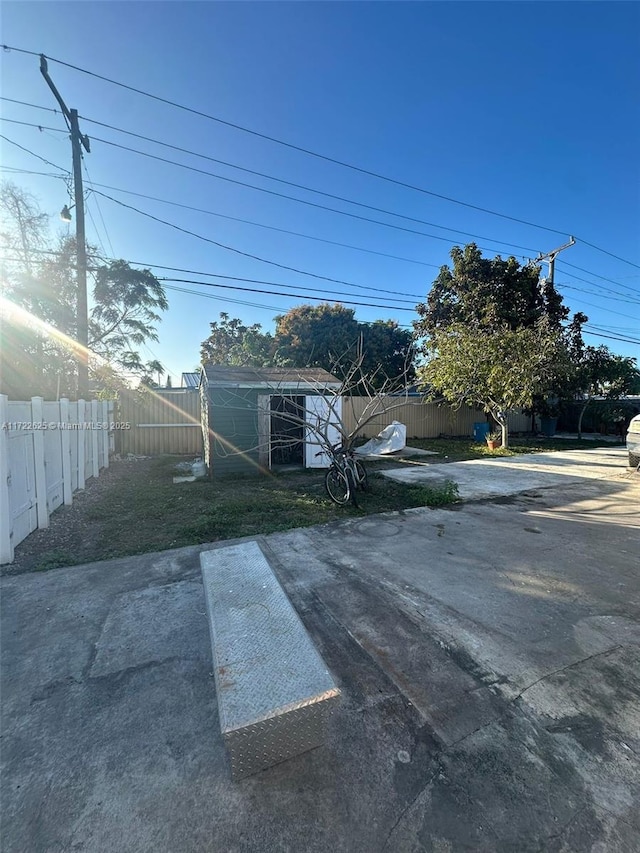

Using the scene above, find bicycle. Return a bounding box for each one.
[321,443,368,507]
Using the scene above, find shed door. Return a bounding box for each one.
[304,395,342,468]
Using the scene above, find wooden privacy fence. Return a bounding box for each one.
[342,396,534,438]
[116,389,202,456]
[0,395,114,564]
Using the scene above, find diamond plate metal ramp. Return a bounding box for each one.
[200,541,340,780]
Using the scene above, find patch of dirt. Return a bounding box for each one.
[2,457,156,577]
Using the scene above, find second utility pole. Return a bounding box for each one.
[40,55,91,399]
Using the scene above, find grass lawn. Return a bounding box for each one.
[13,435,622,573]
[25,456,458,569]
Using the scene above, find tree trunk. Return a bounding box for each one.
[577,400,590,440]
[500,420,509,448]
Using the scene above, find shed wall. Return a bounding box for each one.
[207,388,262,476]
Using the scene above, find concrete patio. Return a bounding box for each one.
[1,449,639,852]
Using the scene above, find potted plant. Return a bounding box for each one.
[486,430,502,450]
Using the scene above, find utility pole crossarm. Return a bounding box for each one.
[535,236,576,286]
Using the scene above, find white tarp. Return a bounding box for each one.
[354,421,407,456]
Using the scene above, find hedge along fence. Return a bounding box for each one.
[0,395,114,564]
[341,396,535,439]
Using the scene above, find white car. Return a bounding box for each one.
[627,414,640,467]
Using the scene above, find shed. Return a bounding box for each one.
[181,371,201,389]
[200,365,343,476]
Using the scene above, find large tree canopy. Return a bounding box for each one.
[419,321,571,447]
[1,182,168,398]
[414,243,568,338]
[200,304,415,389]
[200,312,274,367]
[273,303,414,385]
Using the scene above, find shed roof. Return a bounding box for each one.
[202,365,341,388]
[181,372,201,389]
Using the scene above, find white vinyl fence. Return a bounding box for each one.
[0,395,114,564]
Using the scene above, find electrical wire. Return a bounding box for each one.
[5,115,639,296]
[558,261,640,296]
[0,49,575,237]
[2,51,638,271]
[157,276,415,312]
[0,134,69,174]
[581,325,640,346]
[1,117,543,257]
[70,181,442,272]
[76,112,546,253]
[82,159,116,256]
[92,187,429,294]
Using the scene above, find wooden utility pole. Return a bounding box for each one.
[40,55,91,399]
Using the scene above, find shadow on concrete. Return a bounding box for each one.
[1,473,639,852]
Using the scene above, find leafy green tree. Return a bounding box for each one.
[419,321,570,447]
[273,303,360,368]
[274,303,414,386]
[1,182,168,398]
[571,346,640,437]
[414,243,568,337]
[200,312,274,366]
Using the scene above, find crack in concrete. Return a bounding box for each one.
[512,645,624,703]
[381,765,441,852]
[534,804,588,852]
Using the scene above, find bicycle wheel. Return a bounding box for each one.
[354,459,368,491]
[346,467,359,507]
[325,466,350,506]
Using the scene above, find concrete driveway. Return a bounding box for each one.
[1,451,639,852]
[382,446,633,500]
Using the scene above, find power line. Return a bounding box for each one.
[158,276,414,313]
[0,95,61,115]
[82,159,115,256]
[558,260,640,296]
[2,52,639,272]
[2,163,442,271]
[557,281,640,306]
[0,134,69,174]
[6,116,639,297]
[1,117,542,257]
[78,181,442,272]
[582,325,640,347]
[76,112,547,254]
[0,48,574,237]
[578,240,640,271]
[92,188,428,294]
[158,272,419,305]
[2,245,639,331]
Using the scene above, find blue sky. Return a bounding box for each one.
[2,1,639,383]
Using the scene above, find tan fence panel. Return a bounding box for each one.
[342,397,534,438]
[116,390,203,455]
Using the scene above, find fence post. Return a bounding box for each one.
[101,400,110,469]
[77,399,86,490]
[0,395,13,564]
[91,399,99,478]
[108,400,115,454]
[31,396,49,529]
[59,397,73,505]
